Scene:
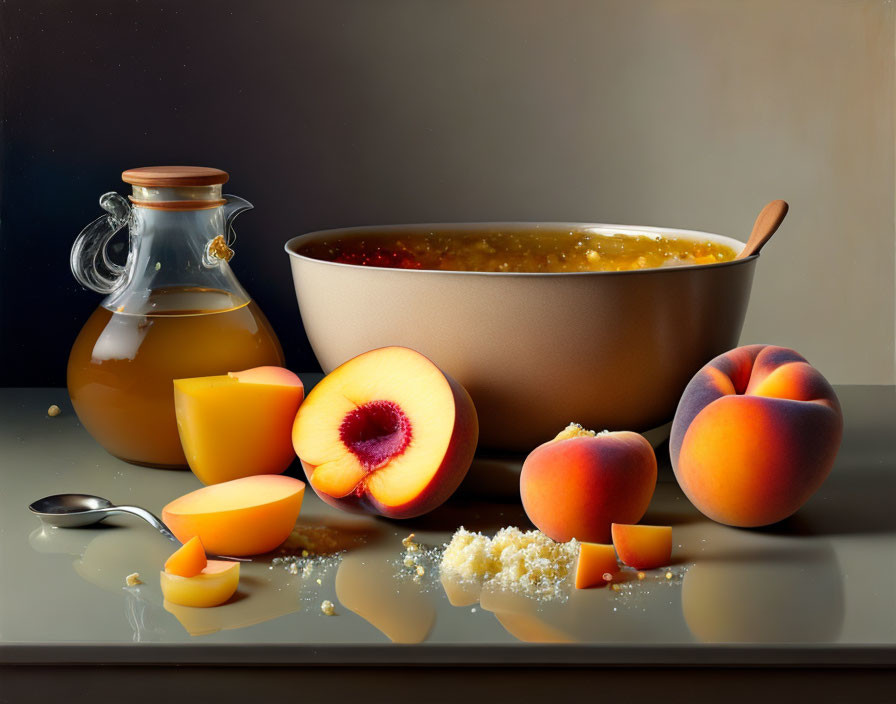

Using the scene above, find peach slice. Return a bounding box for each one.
[611,523,672,570]
[160,560,240,608]
[162,475,305,556]
[174,366,304,485]
[574,542,619,589]
[292,347,478,519]
[164,536,207,577]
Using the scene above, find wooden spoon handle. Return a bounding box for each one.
[737,199,789,259]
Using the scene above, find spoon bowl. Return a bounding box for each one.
[28,494,116,528]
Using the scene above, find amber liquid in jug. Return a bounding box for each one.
[68,167,284,468]
[68,288,283,467]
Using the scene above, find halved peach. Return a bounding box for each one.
[162,475,305,556]
[292,347,478,519]
[575,542,619,589]
[611,523,672,570]
[164,536,207,577]
[174,366,304,485]
[160,560,240,608]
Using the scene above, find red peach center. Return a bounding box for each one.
[339,400,412,471]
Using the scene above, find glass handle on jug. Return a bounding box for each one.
[70,192,132,294]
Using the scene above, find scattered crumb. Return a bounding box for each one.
[637,571,646,580]
[125,572,142,587]
[665,571,673,580]
[316,578,322,585]
[440,526,579,600]
[602,572,614,582]
[611,583,620,591]
[402,533,419,552]
[415,565,425,577]
[47,405,61,417]
[301,550,309,558]
[471,607,477,613]
[288,563,299,575]
[321,599,335,616]
[303,563,313,578]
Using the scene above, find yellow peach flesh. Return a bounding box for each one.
[293,348,457,506]
[160,560,240,608]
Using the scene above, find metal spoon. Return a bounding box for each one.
[28,494,248,561]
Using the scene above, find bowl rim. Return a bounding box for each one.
[284,221,757,277]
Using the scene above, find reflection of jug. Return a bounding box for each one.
[68,167,284,468]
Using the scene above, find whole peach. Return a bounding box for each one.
[520,425,657,543]
[670,344,842,528]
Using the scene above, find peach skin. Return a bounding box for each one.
[670,344,842,527]
[520,424,657,543]
[292,346,478,519]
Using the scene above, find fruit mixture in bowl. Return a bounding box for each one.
[295,227,737,273]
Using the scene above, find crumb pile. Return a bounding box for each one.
[552,422,608,441]
[440,527,580,600]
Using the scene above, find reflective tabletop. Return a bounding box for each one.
[1,385,894,666]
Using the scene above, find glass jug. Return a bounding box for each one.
[67,166,284,468]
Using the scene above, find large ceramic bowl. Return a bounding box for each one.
[285,223,756,451]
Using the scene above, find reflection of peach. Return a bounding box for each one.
[293,347,478,519]
[163,569,303,636]
[520,425,657,542]
[671,345,843,527]
[479,580,689,644]
[335,549,436,643]
[681,541,843,643]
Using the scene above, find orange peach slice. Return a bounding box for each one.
[164,536,207,577]
[293,347,478,519]
[162,475,305,556]
[160,560,240,608]
[611,523,672,570]
[574,542,619,589]
[520,424,657,543]
[174,366,304,485]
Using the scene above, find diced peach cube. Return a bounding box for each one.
[575,542,618,589]
[174,366,304,486]
[611,523,673,570]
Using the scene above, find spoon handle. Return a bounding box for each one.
[104,505,180,545]
[105,506,251,561]
[738,200,789,259]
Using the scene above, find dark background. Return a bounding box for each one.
[1,0,893,387]
[3,0,624,386]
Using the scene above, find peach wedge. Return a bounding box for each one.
[163,536,207,577]
[611,523,672,570]
[162,475,305,556]
[292,347,478,519]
